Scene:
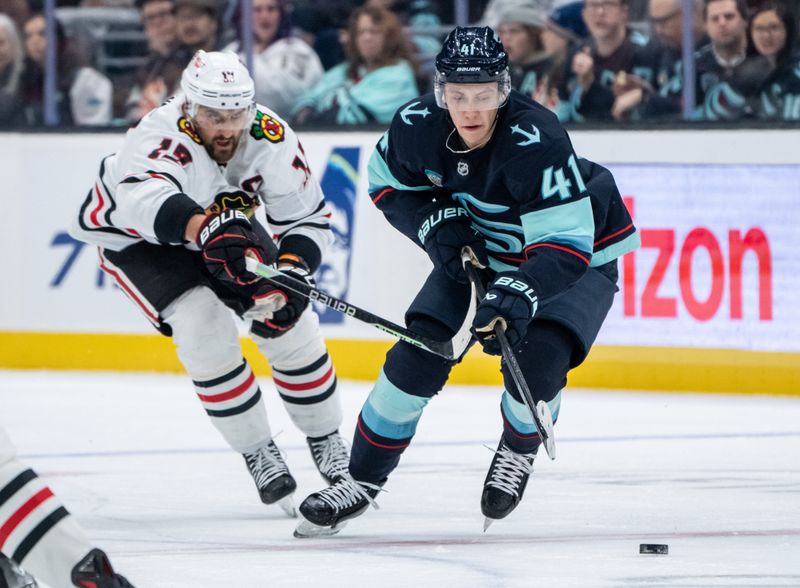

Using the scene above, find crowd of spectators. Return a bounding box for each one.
[0,0,799,127]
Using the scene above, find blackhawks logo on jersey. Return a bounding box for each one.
[250,110,285,143]
[205,190,261,219]
[177,117,202,144]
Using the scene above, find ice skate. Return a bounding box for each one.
[243,441,298,517]
[294,476,382,538]
[307,430,350,484]
[71,548,135,588]
[481,439,536,530]
[0,554,37,588]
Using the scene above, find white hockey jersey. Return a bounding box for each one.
[71,95,333,266]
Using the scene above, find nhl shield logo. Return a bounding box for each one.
[222,70,235,83]
[457,160,469,176]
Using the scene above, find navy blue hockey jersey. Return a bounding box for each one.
[367,90,640,302]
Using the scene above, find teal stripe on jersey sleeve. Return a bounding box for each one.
[367,143,434,194]
[590,230,641,267]
[521,197,595,253]
[360,369,430,439]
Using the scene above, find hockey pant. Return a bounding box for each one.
[0,426,95,588]
[162,286,341,453]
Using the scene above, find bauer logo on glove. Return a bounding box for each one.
[198,209,249,246]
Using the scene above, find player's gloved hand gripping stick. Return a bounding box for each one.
[461,247,556,460]
[244,255,476,361]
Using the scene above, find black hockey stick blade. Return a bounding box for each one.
[461,248,556,460]
[245,257,476,361]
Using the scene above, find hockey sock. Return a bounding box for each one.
[0,460,93,588]
[193,359,272,453]
[500,390,561,454]
[349,369,432,484]
[272,352,341,438]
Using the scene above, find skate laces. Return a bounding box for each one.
[245,441,290,489]
[484,443,535,497]
[309,433,350,479]
[316,475,382,512]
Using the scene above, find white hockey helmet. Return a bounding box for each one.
[181,50,255,118]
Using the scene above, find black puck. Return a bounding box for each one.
[639,543,668,555]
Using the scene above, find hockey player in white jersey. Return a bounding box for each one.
[0,425,134,587]
[69,50,349,516]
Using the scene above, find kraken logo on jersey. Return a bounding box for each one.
[205,189,261,218]
[425,169,443,187]
[250,110,285,143]
[178,116,203,144]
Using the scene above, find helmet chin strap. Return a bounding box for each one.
[445,110,500,154]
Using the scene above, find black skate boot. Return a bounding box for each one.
[481,439,536,530]
[71,548,134,588]
[0,554,36,588]
[243,441,298,517]
[307,430,350,484]
[294,476,382,538]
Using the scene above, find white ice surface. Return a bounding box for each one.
[1,370,799,587]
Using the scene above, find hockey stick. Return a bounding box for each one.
[461,248,556,460]
[244,257,476,361]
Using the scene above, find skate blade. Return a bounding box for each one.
[293,518,347,539]
[483,517,495,532]
[277,495,297,518]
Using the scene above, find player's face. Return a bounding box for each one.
[192,105,252,163]
[751,10,786,60]
[445,84,500,149]
[253,0,280,46]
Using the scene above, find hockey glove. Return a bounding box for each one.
[418,205,488,282]
[256,254,315,337]
[473,272,539,355]
[197,209,275,286]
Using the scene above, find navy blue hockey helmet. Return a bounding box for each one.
[434,26,511,110]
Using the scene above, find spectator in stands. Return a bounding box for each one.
[0,14,24,126]
[748,1,800,119]
[292,0,355,70]
[612,0,707,119]
[694,0,764,119]
[174,0,222,54]
[0,0,29,32]
[291,5,418,125]
[19,13,113,125]
[536,1,587,107]
[226,0,323,120]
[126,0,183,123]
[497,4,553,99]
[555,0,653,122]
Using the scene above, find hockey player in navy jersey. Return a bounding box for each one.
[295,26,640,537]
[69,51,349,517]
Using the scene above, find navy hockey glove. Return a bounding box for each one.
[197,210,275,286]
[256,254,314,337]
[417,205,488,282]
[473,272,539,355]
